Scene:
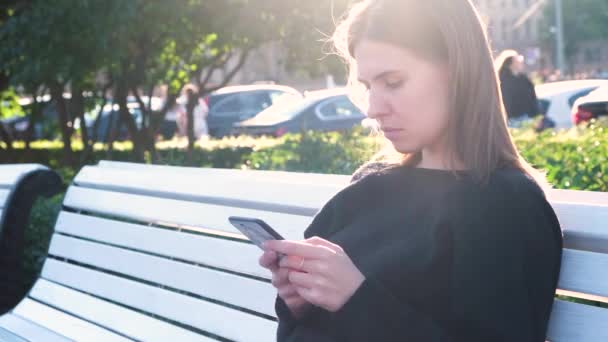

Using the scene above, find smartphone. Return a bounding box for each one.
[228,216,285,251]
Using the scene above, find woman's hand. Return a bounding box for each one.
[263,236,365,312]
[259,250,312,318]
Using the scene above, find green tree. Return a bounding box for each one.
[540,0,608,67]
[1,0,354,164]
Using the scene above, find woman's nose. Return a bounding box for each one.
[366,91,389,119]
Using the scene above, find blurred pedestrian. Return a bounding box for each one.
[176,84,208,139]
[495,50,540,127]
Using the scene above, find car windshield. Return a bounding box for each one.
[248,94,314,123]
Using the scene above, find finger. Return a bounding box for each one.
[279,257,325,274]
[259,251,279,270]
[306,236,343,252]
[278,255,305,270]
[284,296,308,310]
[294,286,322,307]
[278,285,299,299]
[271,268,291,288]
[288,270,321,289]
[264,240,335,259]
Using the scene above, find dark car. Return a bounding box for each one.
[82,96,177,142]
[231,88,365,137]
[571,86,608,125]
[205,84,301,137]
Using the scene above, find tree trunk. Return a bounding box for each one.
[0,122,14,162]
[49,82,74,166]
[82,91,108,163]
[131,86,157,161]
[115,81,144,162]
[24,91,43,153]
[72,85,89,164]
[186,91,197,165]
[104,109,118,159]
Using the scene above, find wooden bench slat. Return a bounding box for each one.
[0,322,29,342]
[47,233,276,316]
[74,166,342,215]
[547,299,608,342]
[552,202,608,254]
[62,187,311,241]
[558,249,608,301]
[29,279,214,342]
[55,211,271,279]
[36,261,277,341]
[97,160,352,186]
[12,298,129,342]
[547,189,608,206]
[0,313,70,342]
[0,189,10,208]
[100,161,608,206]
[553,202,608,235]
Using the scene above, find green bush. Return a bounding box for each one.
[515,120,608,191]
[244,128,379,174]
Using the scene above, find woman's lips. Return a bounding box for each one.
[381,128,404,140]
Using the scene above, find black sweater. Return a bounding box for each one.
[275,165,563,341]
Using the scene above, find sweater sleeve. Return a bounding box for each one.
[275,192,341,341]
[327,175,562,342]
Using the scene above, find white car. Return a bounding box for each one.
[571,85,608,125]
[535,80,608,129]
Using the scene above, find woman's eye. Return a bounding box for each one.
[385,79,403,89]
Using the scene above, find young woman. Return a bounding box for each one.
[260,1,562,341]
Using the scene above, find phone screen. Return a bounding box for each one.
[228,216,284,250]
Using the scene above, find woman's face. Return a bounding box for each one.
[510,55,525,75]
[354,40,452,163]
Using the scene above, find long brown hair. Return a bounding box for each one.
[333,0,546,186]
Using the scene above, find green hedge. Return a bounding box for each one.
[515,122,608,191]
[8,122,608,191]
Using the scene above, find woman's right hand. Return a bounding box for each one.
[259,250,312,318]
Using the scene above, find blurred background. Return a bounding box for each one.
[0,0,607,191]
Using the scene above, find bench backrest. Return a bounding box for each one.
[10,162,346,341]
[0,164,50,233]
[13,161,608,341]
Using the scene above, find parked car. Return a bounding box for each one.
[571,86,608,125]
[205,84,302,137]
[231,88,365,137]
[535,80,608,129]
[82,96,171,142]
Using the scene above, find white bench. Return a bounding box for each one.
[0,161,605,341]
[0,164,61,234]
[0,164,63,314]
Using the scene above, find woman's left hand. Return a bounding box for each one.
[263,236,365,312]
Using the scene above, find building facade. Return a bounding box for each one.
[474,0,608,75]
[474,0,546,69]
